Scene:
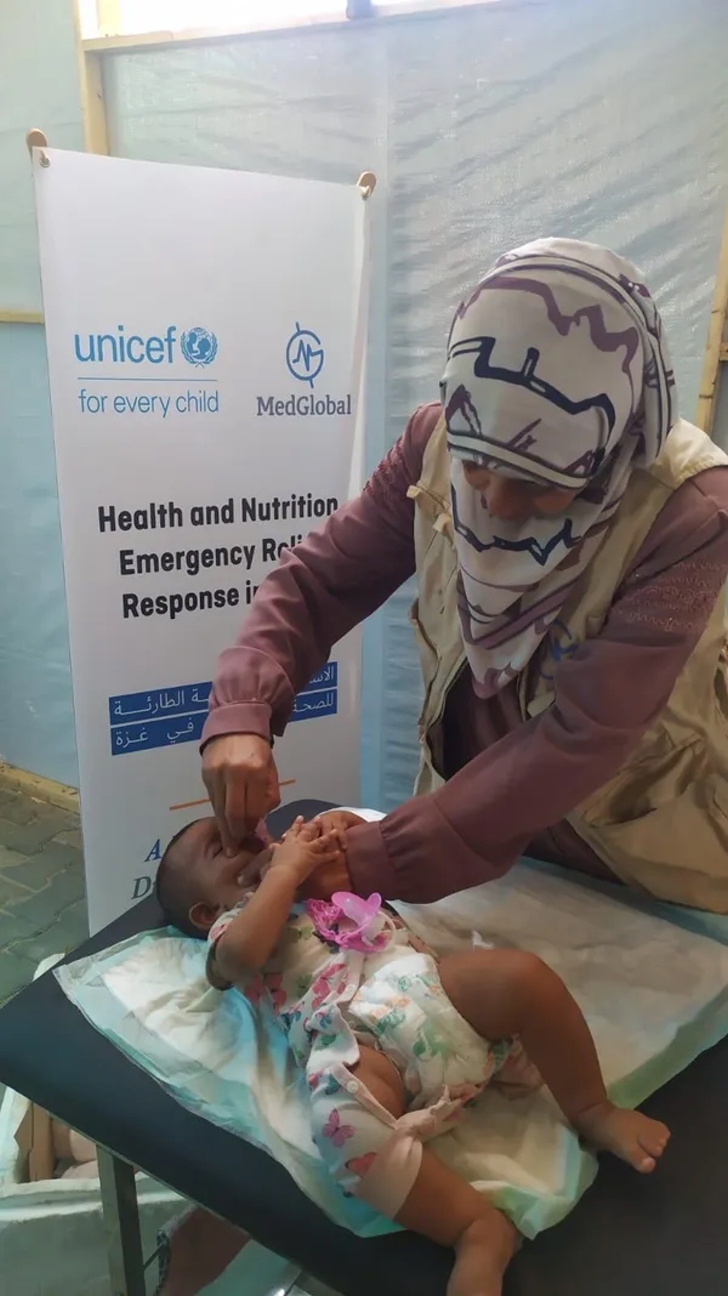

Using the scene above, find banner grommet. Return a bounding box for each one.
[357,171,377,200]
[26,129,50,167]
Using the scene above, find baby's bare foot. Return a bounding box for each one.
[448,1217,516,1296]
[574,1102,670,1173]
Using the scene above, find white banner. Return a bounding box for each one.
[34,150,367,931]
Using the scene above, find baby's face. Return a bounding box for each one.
[182,817,270,919]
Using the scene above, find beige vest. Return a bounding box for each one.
[408,415,728,912]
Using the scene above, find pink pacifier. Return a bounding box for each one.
[305,891,391,953]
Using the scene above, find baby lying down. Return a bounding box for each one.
[156,811,669,1296]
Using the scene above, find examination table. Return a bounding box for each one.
[0,800,725,1296]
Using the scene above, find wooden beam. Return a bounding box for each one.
[73,0,110,154]
[82,50,110,154]
[82,13,352,54]
[0,310,44,325]
[696,206,728,435]
[80,0,493,53]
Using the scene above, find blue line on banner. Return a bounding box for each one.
[78,377,219,384]
[109,682,212,726]
[290,688,338,722]
[111,711,206,756]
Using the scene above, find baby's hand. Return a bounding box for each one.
[267,816,343,886]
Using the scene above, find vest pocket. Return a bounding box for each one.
[573,772,728,912]
[578,730,708,825]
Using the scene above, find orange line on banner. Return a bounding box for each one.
[169,779,296,812]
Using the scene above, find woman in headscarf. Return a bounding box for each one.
[201,239,728,913]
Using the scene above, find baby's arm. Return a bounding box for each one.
[213,819,341,981]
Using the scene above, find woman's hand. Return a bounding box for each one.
[268,817,343,887]
[293,810,361,898]
[315,810,366,843]
[202,734,280,852]
[297,829,353,902]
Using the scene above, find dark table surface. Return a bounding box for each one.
[0,800,723,1295]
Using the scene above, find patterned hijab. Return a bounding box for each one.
[442,238,676,699]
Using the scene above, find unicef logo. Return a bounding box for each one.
[286,323,324,389]
[181,327,218,367]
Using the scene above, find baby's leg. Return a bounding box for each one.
[439,950,669,1173]
[351,1046,518,1296]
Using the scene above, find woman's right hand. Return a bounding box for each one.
[268,816,343,886]
[202,733,280,853]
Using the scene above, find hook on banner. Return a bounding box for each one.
[26,129,50,167]
[357,171,377,200]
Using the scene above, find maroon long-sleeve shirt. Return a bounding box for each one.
[202,404,728,904]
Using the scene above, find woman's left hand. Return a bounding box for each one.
[314,809,366,847]
[265,817,342,886]
[298,856,352,900]
[297,816,355,899]
[295,829,352,902]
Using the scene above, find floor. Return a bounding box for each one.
[0,782,87,1130]
[0,784,87,1011]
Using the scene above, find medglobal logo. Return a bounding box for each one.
[286,323,324,388]
[73,325,218,368]
[256,324,351,418]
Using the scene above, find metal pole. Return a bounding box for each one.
[97,1148,146,1296]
